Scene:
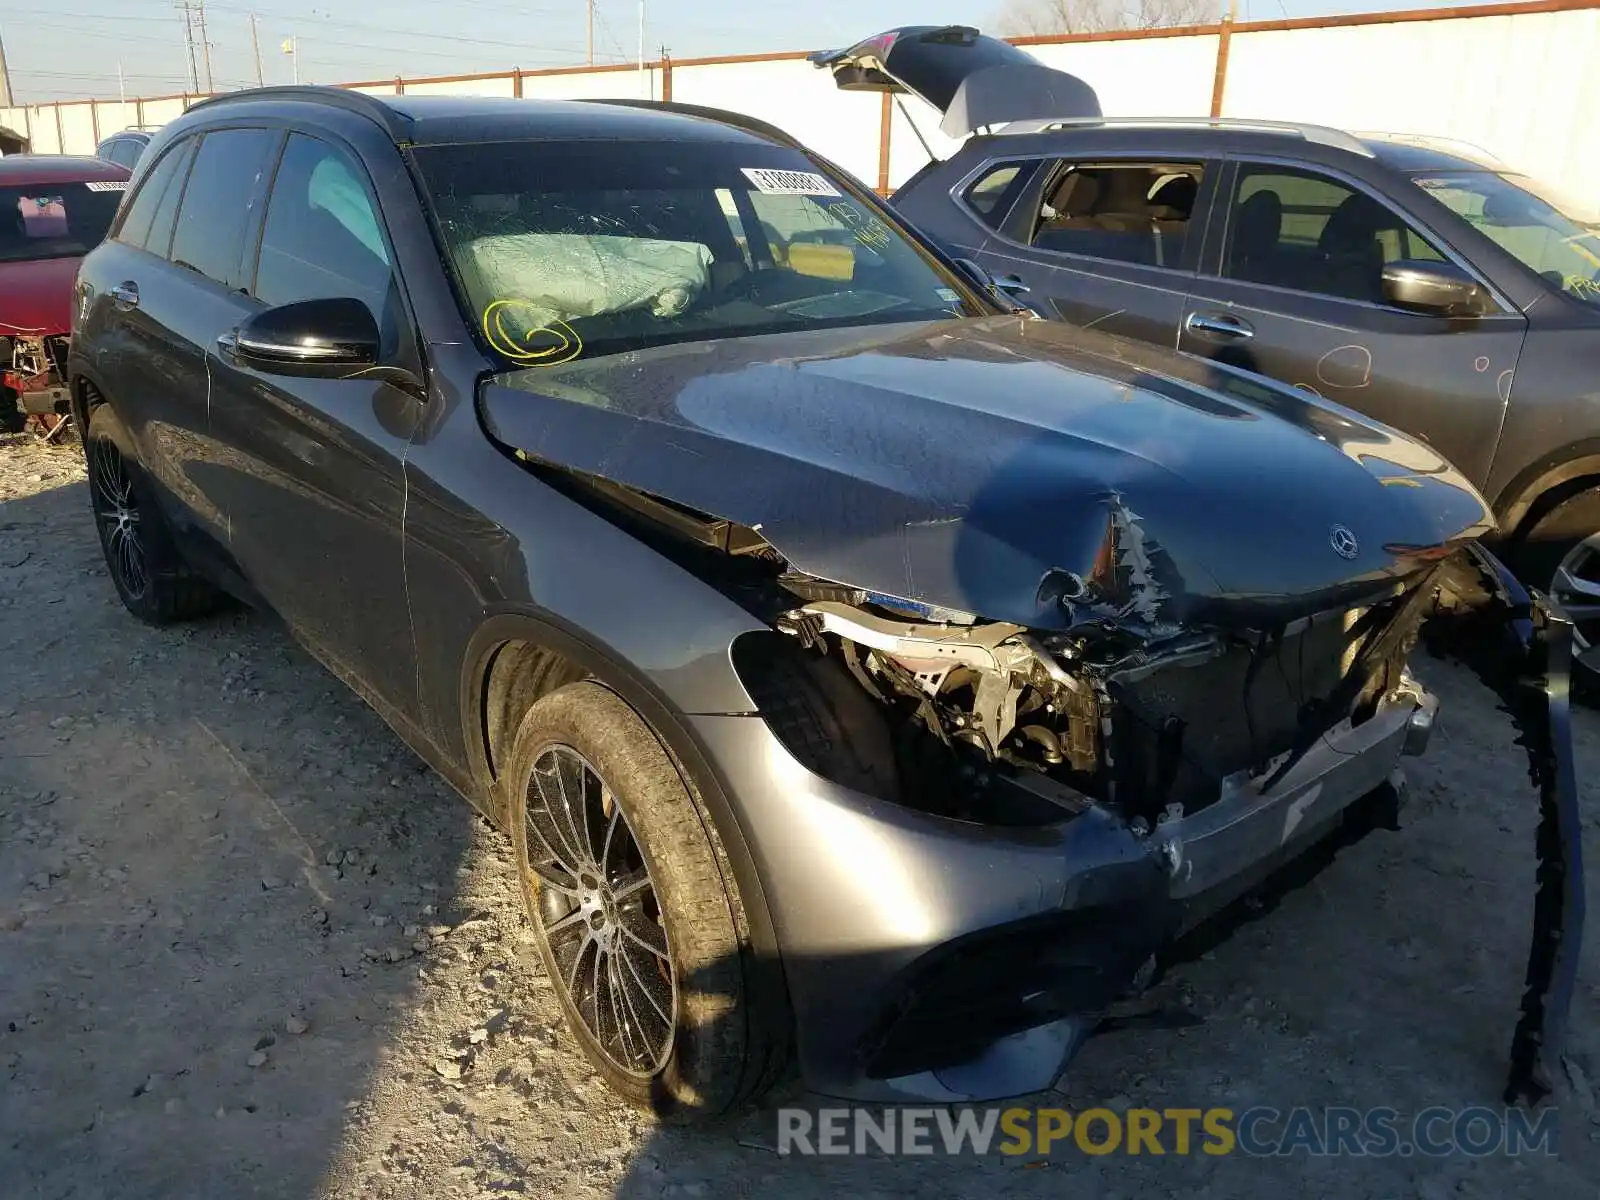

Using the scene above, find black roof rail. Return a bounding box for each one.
[584,98,802,150]
[180,86,412,141]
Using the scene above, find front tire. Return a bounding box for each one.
[503,680,786,1119]
[85,404,222,625]
[1514,494,1600,693]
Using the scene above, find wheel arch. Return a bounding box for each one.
[456,609,783,968]
[1493,445,1600,544]
[70,365,112,434]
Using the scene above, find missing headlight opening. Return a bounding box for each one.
[758,571,1425,831]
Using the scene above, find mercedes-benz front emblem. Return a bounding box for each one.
[1330,525,1359,560]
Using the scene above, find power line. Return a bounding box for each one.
[300,39,622,69]
[178,0,200,91]
[203,3,596,57]
[209,0,575,22]
[4,8,184,22]
[4,4,594,59]
[595,4,631,64]
[197,2,216,93]
[8,22,186,47]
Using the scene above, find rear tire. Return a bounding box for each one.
[85,404,222,625]
[503,680,789,1120]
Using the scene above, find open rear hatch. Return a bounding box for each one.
[809,25,1101,138]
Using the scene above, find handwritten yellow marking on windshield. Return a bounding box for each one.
[482,300,583,367]
[823,200,893,250]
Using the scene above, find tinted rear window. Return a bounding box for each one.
[169,128,280,288]
[0,179,125,264]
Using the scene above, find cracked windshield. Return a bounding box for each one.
[412,140,981,365]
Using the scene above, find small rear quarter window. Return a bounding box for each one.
[962,162,1030,228]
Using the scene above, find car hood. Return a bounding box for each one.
[809,25,1100,137]
[479,316,1494,631]
[0,255,81,336]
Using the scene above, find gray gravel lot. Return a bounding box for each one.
[2,430,1598,1199]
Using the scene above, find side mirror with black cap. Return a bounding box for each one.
[221,297,381,378]
[1381,260,1489,317]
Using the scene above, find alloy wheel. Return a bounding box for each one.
[1550,531,1600,676]
[89,437,149,600]
[522,744,676,1078]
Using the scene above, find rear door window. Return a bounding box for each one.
[251,133,395,328]
[117,137,196,256]
[1026,161,1205,270]
[169,128,280,289]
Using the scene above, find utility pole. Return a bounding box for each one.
[249,13,264,86]
[0,25,14,108]
[586,0,595,66]
[177,2,200,93]
[282,35,299,85]
[197,1,214,92]
[118,62,126,104]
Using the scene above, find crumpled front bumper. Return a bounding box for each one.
[692,682,1440,1104]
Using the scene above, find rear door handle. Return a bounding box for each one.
[1185,311,1253,340]
[108,281,140,311]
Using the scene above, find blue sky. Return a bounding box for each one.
[1,0,1488,102]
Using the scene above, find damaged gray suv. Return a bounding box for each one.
[69,87,1582,1118]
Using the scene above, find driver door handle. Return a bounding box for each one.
[108,281,140,311]
[216,330,239,361]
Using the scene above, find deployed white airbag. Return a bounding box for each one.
[463,233,715,334]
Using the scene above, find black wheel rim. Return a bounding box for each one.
[1551,532,1600,675]
[523,744,676,1078]
[88,437,148,600]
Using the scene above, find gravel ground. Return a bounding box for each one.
[2,429,1598,1199]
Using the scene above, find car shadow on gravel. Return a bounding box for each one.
[0,476,484,1198]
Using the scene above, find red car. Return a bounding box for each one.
[1,154,129,435]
